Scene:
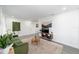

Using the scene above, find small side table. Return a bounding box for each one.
[31,36,40,45]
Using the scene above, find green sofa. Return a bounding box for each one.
[13,37,28,54]
[14,43,28,54]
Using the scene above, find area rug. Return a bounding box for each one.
[21,37,63,54]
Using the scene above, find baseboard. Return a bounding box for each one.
[52,40,79,50]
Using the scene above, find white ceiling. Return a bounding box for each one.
[1,5,79,21]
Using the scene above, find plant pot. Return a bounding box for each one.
[0,43,13,54]
[0,48,3,54]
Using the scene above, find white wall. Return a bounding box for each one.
[0,7,41,36]
[49,10,79,49]
[0,8,3,35]
[5,16,41,36]
[0,7,7,35]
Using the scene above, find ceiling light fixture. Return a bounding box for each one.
[62,7,67,10]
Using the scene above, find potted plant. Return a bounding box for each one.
[0,33,14,54]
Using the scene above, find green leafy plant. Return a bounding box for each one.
[0,33,15,49]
